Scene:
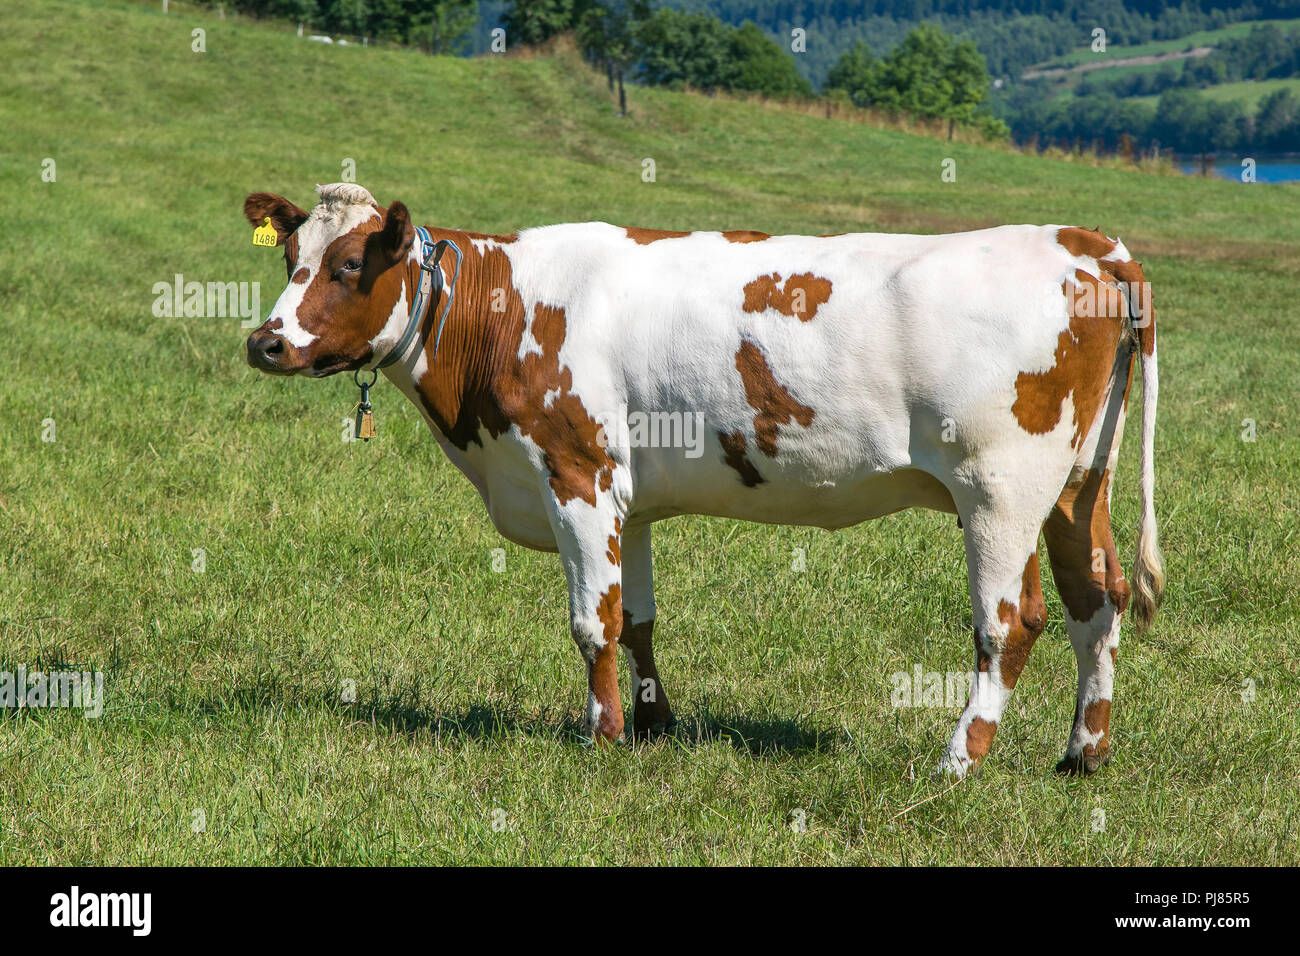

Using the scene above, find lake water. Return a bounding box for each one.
[1177,155,1300,182]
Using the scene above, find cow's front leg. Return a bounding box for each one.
[545,494,626,744]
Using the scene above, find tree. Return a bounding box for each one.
[827,23,993,138]
[635,9,734,92]
[725,22,812,97]
[825,40,877,105]
[419,0,478,54]
[1255,87,1300,151]
[502,0,589,48]
[576,0,649,114]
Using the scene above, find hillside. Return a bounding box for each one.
[3,0,1299,865]
[1027,18,1300,72]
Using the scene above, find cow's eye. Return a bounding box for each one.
[342,258,363,273]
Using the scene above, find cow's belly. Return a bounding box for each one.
[629,458,957,530]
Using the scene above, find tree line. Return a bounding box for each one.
[504,2,1002,135]
[667,0,1300,84]
[1007,85,1300,153]
[997,22,1300,153]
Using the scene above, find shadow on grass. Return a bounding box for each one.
[181,683,846,758]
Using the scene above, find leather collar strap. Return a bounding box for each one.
[371,226,463,370]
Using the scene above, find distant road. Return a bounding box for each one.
[1023,46,1212,80]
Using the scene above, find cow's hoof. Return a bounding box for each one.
[1055,750,1109,775]
[630,715,678,742]
[934,753,978,779]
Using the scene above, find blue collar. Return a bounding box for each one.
[371,226,462,370]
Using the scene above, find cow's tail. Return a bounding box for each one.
[1116,257,1164,632]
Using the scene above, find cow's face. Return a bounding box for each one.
[243,184,414,377]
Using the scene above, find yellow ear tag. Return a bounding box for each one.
[252,217,278,248]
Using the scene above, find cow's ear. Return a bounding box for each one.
[243,192,308,245]
[367,201,414,270]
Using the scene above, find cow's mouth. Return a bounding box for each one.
[308,353,365,377]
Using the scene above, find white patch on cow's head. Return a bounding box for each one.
[265,183,382,348]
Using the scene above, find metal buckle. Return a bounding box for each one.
[420,239,443,276]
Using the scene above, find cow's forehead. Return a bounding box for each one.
[294,200,381,265]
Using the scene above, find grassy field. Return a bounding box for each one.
[1032,18,1298,70]
[2,0,1299,865]
[1130,76,1300,108]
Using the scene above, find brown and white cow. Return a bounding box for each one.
[243,182,1164,776]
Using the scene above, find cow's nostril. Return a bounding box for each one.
[247,332,290,371]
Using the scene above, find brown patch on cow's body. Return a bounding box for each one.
[1101,257,1156,357]
[994,552,1047,689]
[966,717,997,762]
[1077,699,1113,768]
[404,237,615,506]
[407,241,516,450]
[291,267,309,284]
[1083,698,1110,736]
[722,230,770,243]
[586,583,624,742]
[1056,226,1157,358]
[596,584,622,643]
[1057,226,1117,260]
[500,303,615,506]
[1011,270,1127,448]
[734,341,815,457]
[718,430,766,486]
[1043,468,1130,622]
[606,517,622,566]
[625,227,690,244]
[741,272,833,321]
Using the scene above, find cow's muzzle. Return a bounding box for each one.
[246,330,298,374]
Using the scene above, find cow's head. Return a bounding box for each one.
[243,183,415,376]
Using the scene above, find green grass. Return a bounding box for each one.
[1032,18,1299,71]
[1130,76,1300,108]
[2,0,1299,865]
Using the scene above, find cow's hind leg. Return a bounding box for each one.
[1043,469,1130,774]
[939,503,1050,778]
[618,521,675,738]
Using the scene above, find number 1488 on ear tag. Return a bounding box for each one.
[252,217,278,248]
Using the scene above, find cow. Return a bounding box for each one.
[242,182,1163,777]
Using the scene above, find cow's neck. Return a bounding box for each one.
[384,228,519,452]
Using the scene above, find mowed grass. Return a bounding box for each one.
[2,0,1298,865]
